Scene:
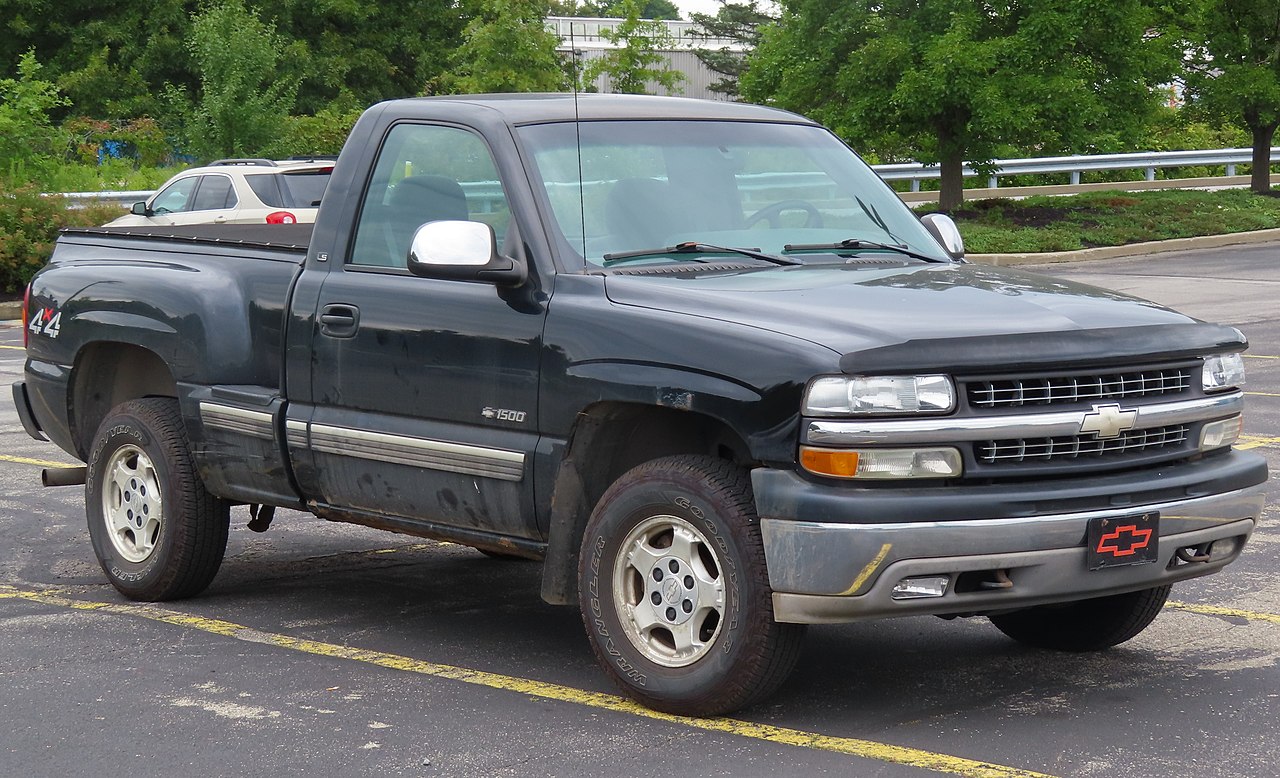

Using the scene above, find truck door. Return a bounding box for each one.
[297,122,546,539]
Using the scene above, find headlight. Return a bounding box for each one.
[804,375,955,416]
[1202,353,1245,392]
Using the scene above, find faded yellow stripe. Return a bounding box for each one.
[0,344,24,351]
[1236,435,1280,450]
[839,543,893,596]
[0,454,78,468]
[1245,392,1280,398]
[0,584,1054,778]
[1166,601,1280,626]
[1243,354,1280,360]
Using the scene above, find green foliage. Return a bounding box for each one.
[744,0,1177,209]
[259,0,466,114]
[1143,109,1250,152]
[263,107,362,158]
[62,116,171,168]
[581,0,685,94]
[184,0,300,160]
[689,1,775,98]
[0,1,195,121]
[0,51,67,181]
[38,163,177,194]
[917,189,1280,253]
[0,182,121,294]
[443,0,569,94]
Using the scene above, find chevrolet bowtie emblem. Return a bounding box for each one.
[1079,403,1139,439]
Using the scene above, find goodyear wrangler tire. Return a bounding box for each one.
[579,455,804,716]
[988,585,1171,652]
[86,398,229,601]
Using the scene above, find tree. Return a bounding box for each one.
[1184,0,1280,193]
[0,0,468,121]
[0,0,195,120]
[262,0,466,114]
[743,0,1178,210]
[0,50,67,177]
[581,0,685,94]
[688,1,775,98]
[184,0,299,158]
[445,0,569,93]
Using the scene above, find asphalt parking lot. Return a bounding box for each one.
[1,242,1277,777]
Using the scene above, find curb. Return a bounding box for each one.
[0,300,21,322]
[967,227,1280,266]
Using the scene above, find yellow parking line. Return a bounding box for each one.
[1246,391,1280,397]
[0,454,78,468]
[0,584,1055,778]
[0,344,24,350]
[1243,354,1280,360]
[1237,435,1280,450]
[1166,601,1280,626]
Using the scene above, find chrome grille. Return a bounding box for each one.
[968,368,1191,408]
[976,425,1190,464]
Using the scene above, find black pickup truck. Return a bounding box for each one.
[13,95,1267,716]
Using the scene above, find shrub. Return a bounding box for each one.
[0,182,120,294]
[62,116,172,168]
[264,107,361,158]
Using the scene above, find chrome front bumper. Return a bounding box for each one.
[757,477,1265,625]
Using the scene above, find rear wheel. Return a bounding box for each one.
[86,398,229,601]
[988,585,1171,652]
[579,455,804,716]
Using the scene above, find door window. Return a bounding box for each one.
[150,177,199,215]
[349,124,511,268]
[191,175,238,211]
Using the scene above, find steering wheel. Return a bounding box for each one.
[744,200,824,229]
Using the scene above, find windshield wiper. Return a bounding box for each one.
[603,241,801,267]
[782,238,946,263]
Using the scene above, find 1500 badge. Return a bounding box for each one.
[482,407,527,423]
[28,306,62,338]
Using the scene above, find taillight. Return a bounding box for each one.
[266,211,298,224]
[22,283,30,348]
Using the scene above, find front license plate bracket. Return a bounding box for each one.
[1087,513,1159,570]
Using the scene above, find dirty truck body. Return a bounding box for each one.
[13,95,1267,715]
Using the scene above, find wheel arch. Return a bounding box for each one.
[70,341,178,460]
[540,401,755,605]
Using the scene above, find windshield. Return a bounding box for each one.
[516,120,949,267]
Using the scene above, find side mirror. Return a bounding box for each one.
[406,220,527,286]
[920,212,965,259]
[130,201,152,217]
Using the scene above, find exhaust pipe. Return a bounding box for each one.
[42,466,87,487]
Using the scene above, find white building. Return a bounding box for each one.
[546,16,746,100]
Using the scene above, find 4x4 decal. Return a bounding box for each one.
[28,306,61,339]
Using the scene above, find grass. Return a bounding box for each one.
[917,189,1280,254]
[39,161,182,193]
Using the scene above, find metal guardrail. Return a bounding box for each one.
[57,147,1280,208]
[56,190,151,209]
[874,147,1280,191]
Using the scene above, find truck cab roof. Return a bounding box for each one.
[375,93,818,126]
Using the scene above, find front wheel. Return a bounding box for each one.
[579,455,804,716]
[988,585,1171,652]
[86,398,229,601]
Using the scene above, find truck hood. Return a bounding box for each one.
[603,262,1243,372]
